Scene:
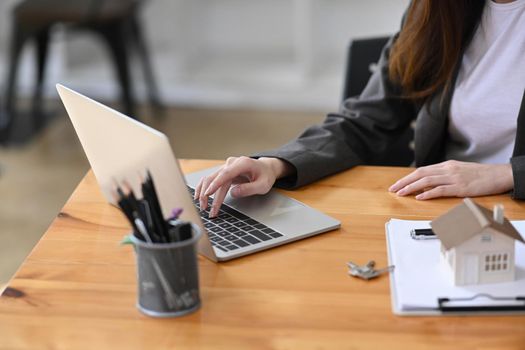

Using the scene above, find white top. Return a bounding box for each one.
[446,0,525,164]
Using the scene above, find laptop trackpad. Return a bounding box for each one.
[224,191,317,234]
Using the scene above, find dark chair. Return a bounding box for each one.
[342,37,389,100]
[342,36,413,166]
[0,0,163,143]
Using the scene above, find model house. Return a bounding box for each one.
[431,198,525,286]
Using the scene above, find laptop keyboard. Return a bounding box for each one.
[187,186,283,252]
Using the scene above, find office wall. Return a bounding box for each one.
[0,0,409,112]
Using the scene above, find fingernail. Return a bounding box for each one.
[231,187,240,197]
[397,189,406,196]
[415,194,423,200]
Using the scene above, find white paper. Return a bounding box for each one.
[386,219,525,312]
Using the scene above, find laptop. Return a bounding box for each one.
[57,84,340,261]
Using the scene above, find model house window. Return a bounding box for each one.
[484,253,509,272]
[481,234,492,242]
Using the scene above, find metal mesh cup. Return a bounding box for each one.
[131,224,202,317]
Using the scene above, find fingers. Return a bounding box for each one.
[198,174,216,211]
[194,167,221,201]
[231,178,272,198]
[209,180,232,218]
[415,185,456,200]
[196,156,278,216]
[196,166,228,210]
[389,170,425,193]
[208,172,270,218]
[389,164,446,193]
[193,177,205,199]
[195,157,238,211]
[396,175,451,196]
[204,157,256,197]
[193,177,204,200]
[389,160,479,200]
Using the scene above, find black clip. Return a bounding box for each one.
[438,293,525,312]
[410,228,436,240]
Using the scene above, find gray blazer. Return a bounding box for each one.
[256,36,525,199]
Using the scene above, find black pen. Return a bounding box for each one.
[113,186,145,241]
[123,181,163,242]
[145,170,170,240]
[139,199,165,243]
[122,181,142,216]
[141,178,168,241]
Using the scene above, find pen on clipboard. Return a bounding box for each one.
[410,228,437,240]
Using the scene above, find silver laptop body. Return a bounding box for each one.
[57,84,341,262]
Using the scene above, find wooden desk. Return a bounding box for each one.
[1,160,524,349]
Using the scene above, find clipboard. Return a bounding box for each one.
[385,219,525,316]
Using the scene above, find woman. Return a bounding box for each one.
[197,0,525,218]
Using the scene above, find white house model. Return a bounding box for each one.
[430,198,525,286]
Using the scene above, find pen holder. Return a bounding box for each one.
[131,224,202,318]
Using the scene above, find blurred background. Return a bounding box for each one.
[0,0,408,289]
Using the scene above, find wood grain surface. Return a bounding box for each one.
[1,159,524,350]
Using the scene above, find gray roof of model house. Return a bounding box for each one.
[430,198,525,250]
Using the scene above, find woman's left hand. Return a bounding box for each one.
[389,160,514,200]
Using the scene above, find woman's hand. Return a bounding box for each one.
[389,160,514,200]
[194,156,293,217]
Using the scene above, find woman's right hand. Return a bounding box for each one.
[194,156,293,218]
